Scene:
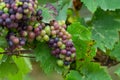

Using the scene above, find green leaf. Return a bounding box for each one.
[68,22,91,41]
[110,42,120,61]
[65,70,83,80]
[81,0,98,13]
[8,57,32,80]
[81,0,120,13]
[0,57,18,78]
[80,62,112,80]
[34,42,64,73]
[66,62,112,80]
[0,48,4,53]
[115,66,120,77]
[56,4,69,21]
[56,0,71,20]
[0,55,8,64]
[0,37,7,48]
[38,7,54,23]
[68,22,96,61]
[92,9,120,52]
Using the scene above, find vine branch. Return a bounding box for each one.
[0,50,35,58]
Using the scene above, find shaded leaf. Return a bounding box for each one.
[92,9,120,52]
[81,0,120,13]
[68,22,96,61]
[8,57,32,80]
[65,70,83,80]
[110,42,120,61]
[34,42,64,74]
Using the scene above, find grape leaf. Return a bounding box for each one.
[66,62,112,80]
[110,42,120,61]
[80,62,112,80]
[0,37,7,48]
[0,57,18,78]
[38,7,55,23]
[8,57,32,80]
[34,42,64,74]
[68,22,96,60]
[55,0,72,20]
[65,70,83,80]
[92,9,120,52]
[56,4,69,21]
[81,0,120,13]
[115,66,120,77]
[0,55,8,64]
[0,48,4,53]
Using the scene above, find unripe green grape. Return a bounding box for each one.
[64,65,70,69]
[34,23,40,28]
[41,30,46,36]
[59,54,65,59]
[57,60,64,67]
[1,2,5,8]
[60,44,66,49]
[36,35,42,41]
[3,8,8,13]
[24,9,29,14]
[58,20,65,26]
[57,41,63,47]
[65,57,71,61]
[71,53,76,58]
[0,6,3,10]
[43,35,49,41]
[45,26,51,35]
[16,13,23,20]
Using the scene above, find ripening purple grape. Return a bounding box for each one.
[28,32,35,39]
[23,4,28,9]
[36,9,42,16]
[66,51,72,57]
[0,10,3,16]
[64,61,70,66]
[9,8,15,14]
[17,7,23,13]
[12,37,19,44]
[8,40,13,46]
[19,38,26,46]
[5,18,11,24]
[0,18,3,24]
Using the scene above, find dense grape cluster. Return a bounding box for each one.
[0,0,76,68]
[48,21,76,68]
[0,0,38,28]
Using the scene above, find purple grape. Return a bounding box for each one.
[66,51,71,56]
[0,18,3,24]
[0,10,4,16]
[5,18,11,24]
[64,61,70,66]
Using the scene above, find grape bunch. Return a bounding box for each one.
[0,0,76,68]
[0,0,38,29]
[48,21,76,68]
[0,0,43,50]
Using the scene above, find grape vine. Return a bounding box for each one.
[0,0,120,80]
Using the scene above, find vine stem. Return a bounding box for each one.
[0,50,35,58]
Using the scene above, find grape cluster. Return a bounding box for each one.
[0,0,44,50]
[0,0,38,28]
[48,21,76,68]
[0,0,76,68]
